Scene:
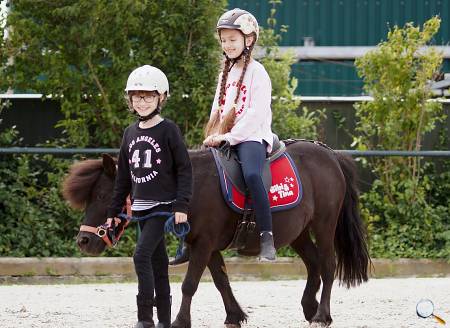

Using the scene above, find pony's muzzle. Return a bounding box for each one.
[76,233,106,255]
[76,235,90,248]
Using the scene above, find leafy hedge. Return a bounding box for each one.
[0,122,146,257]
[361,164,450,258]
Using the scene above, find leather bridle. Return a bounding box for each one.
[79,197,132,248]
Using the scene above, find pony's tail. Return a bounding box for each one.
[334,152,371,288]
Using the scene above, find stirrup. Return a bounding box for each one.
[169,246,189,266]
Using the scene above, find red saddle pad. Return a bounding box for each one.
[217,152,303,213]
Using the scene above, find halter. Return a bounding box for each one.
[79,197,132,247]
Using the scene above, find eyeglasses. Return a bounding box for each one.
[131,94,158,103]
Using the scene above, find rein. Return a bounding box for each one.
[118,211,190,257]
[79,197,190,255]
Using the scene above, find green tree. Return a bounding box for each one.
[2,0,225,147]
[354,17,444,189]
[354,17,449,258]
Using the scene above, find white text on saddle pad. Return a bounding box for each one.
[270,176,295,201]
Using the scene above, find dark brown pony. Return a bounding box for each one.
[62,140,370,327]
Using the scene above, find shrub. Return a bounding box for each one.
[354,17,449,258]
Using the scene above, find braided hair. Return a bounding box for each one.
[204,32,256,138]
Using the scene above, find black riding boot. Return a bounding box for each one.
[259,231,276,261]
[168,245,189,266]
[135,295,155,328]
[155,295,172,328]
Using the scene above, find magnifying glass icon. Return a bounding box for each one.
[416,299,446,325]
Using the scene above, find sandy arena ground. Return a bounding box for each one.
[1,278,449,328]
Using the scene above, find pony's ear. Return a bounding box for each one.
[102,153,116,178]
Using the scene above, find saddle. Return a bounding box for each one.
[212,134,286,195]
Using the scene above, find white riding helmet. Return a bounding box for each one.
[217,8,259,40]
[125,65,169,95]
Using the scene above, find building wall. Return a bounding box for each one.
[228,0,450,96]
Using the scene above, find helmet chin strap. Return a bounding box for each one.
[137,99,161,122]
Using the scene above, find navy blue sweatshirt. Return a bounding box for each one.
[107,119,192,217]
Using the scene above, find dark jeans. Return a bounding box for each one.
[236,141,272,232]
[133,208,170,302]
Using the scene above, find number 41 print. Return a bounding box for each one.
[132,149,152,168]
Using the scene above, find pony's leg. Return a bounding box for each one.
[207,250,248,327]
[310,217,337,326]
[290,228,321,322]
[171,240,212,328]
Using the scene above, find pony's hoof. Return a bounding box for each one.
[309,322,329,328]
[171,318,191,328]
[224,324,241,328]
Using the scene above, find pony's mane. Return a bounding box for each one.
[62,159,104,210]
[62,149,208,210]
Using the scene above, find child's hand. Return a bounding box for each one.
[203,134,225,147]
[174,212,188,224]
